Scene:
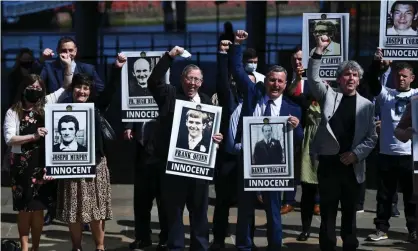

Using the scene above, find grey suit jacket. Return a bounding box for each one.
[307,57,378,183]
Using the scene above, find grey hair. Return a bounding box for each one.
[266,65,288,78]
[336,60,364,80]
[181,64,203,79]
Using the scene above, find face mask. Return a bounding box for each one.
[20,62,33,70]
[245,63,257,73]
[24,89,43,103]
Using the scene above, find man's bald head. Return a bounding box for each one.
[132,58,151,87]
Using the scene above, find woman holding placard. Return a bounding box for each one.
[3,54,72,251]
[52,53,126,251]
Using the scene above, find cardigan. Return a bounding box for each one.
[3,88,65,153]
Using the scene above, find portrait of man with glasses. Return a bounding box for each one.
[309,19,342,56]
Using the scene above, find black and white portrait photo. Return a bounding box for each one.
[386,0,418,36]
[166,100,222,180]
[121,51,169,122]
[52,113,87,152]
[45,103,96,179]
[303,13,349,80]
[250,123,286,166]
[176,108,214,154]
[243,117,295,191]
[309,18,342,56]
[379,1,418,60]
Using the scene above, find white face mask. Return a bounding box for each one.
[245,63,257,73]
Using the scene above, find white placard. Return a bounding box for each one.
[243,116,294,191]
[379,0,418,61]
[412,98,418,173]
[121,51,170,122]
[166,100,222,180]
[302,13,349,80]
[45,103,96,178]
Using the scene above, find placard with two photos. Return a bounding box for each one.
[166,100,222,180]
[121,51,170,122]
[302,13,349,80]
[243,116,295,191]
[379,0,418,61]
[45,103,96,178]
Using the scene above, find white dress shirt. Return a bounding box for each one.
[189,135,203,150]
[59,140,78,151]
[254,95,283,117]
[190,93,201,103]
[387,27,417,36]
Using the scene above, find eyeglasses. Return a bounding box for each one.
[185,76,203,84]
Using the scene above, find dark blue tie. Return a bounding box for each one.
[264,100,274,116]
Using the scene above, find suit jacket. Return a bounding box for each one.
[176,133,210,153]
[230,44,304,145]
[307,56,378,183]
[147,52,213,162]
[53,142,87,152]
[40,59,104,94]
[253,138,283,165]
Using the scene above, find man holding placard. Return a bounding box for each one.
[146,45,223,251]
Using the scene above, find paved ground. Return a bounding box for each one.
[1,184,416,251]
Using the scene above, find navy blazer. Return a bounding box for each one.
[230,44,304,144]
[40,59,104,94]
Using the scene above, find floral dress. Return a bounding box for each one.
[10,110,53,211]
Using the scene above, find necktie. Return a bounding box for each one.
[264,100,273,116]
[380,74,387,87]
[294,80,302,96]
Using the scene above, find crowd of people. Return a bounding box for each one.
[1,19,417,251]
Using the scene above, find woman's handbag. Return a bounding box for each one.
[1,240,21,251]
[96,109,116,141]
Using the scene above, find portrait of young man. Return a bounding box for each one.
[52,114,87,152]
[252,124,284,165]
[176,109,212,154]
[386,0,418,36]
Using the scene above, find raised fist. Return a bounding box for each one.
[315,35,330,51]
[59,53,72,67]
[235,30,248,44]
[219,40,232,52]
[168,46,185,58]
[115,53,127,68]
[42,48,55,61]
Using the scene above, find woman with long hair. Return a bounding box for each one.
[3,54,72,251]
[53,53,126,251]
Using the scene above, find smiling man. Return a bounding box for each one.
[53,115,87,152]
[387,0,418,36]
[176,109,210,153]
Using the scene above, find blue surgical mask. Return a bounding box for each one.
[245,63,257,73]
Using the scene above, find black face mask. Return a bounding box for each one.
[24,89,43,103]
[20,62,33,70]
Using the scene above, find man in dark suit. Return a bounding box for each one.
[176,109,210,153]
[232,30,304,251]
[146,45,223,251]
[53,115,87,152]
[39,36,104,94]
[253,124,283,165]
[129,58,152,97]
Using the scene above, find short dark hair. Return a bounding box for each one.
[243,48,258,61]
[71,73,97,103]
[291,45,302,55]
[391,1,418,15]
[56,36,77,51]
[58,115,79,132]
[394,62,415,74]
[262,124,272,132]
